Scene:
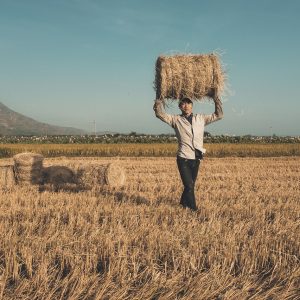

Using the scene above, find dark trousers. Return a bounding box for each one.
[176,157,201,211]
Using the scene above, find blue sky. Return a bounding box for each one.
[0,0,299,135]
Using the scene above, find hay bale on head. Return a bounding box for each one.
[155,53,225,101]
[13,152,44,185]
[77,162,126,190]
[0,165,16,189]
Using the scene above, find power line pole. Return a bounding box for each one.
[93,120,97,136]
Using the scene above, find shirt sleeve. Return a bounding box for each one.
[203,97,224,126]
[153,100,176,128]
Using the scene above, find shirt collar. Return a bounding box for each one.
[182,113,193,118]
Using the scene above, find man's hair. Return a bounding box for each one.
[179,97,193,107]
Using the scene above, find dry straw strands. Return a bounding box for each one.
[77,162,126,190]
[1,157,299,298]
[155,53,225,101]
[0,165,15,189]
[13,152,44,185]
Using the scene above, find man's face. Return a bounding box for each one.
[179,101,193,115]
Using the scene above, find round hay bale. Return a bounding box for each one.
[155,53,225,101]
[0,165,16,189]
[15,173,41,183]
[77,162,126,190]
[40,165,77,192]
[13,152,44,185]
[42,166,76,185]
[105,163,126,187]
[13,152,44,166]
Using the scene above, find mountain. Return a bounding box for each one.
[0,102,86,136]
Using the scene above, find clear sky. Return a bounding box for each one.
[0,0,299,136]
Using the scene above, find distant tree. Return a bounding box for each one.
[129,131,137,136]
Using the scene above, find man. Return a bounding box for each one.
[153,94,223,211]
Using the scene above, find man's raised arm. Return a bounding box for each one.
[203,96,224,126]
[153,99,176,127]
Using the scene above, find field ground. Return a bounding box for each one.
[0,156,299,299]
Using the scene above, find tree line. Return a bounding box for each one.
[0,133,299,144]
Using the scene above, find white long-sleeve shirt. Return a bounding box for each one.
[154,100,223,159]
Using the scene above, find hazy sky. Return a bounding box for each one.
[1,0,299,135]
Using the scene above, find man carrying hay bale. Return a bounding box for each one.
[153,53,224,211]
[154,95,223,211]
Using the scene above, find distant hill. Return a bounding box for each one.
[0,102,86,136]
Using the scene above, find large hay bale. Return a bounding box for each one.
[154,53,225,101]
[42,166,76,185]
[41,165,77,192]
[77,162,126,190]
[13,152,44,185]
[0,165,16,189]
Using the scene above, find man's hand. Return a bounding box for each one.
[214,95,222,103]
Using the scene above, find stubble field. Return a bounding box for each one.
[0,156,299,299]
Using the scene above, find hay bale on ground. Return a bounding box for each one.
[77,162,126,190]
[13,152,44,185]
[154,53,225,101]
[0,165,16,189]
[42,166,76,185]
[41,165,77,192]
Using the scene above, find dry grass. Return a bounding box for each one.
[154,54,225,101]
[0,156,299,299]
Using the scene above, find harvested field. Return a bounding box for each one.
[0,156,299,299]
